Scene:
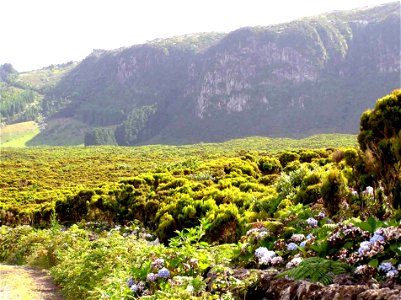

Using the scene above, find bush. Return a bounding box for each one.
[321,170,346,217]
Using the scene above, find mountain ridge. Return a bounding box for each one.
[1,2,400,146]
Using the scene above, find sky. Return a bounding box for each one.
[0,0,394,72]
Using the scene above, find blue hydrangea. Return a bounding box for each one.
[306,217,318,227]
[158,267,170,278]
[287,242,298,251]
[378,262,395,273]
[255,247,269,258]
[386,270,399,278]
[369,233,385,243]
[127,278,135,288]
[300,241,307,247]
[358,241,371,256]
[130,284,139,292]
[306,233,314,240]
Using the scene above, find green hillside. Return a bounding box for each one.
[1,3,399,146]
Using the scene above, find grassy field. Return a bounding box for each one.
[0,122,40,147]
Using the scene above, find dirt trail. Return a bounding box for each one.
[0,265,64,300]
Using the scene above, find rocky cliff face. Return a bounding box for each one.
[24,2,401,145]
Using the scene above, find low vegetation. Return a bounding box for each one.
[0,90,400,299]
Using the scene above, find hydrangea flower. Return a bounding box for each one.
[146,272,158,282]
[270,256,284,265]
[378,262,394,273]
[290,234,305,242]
[151,258,165,269]
[130,284,139,292]
[255,247,270,258]
[287,242,298,251]
[386,270,399,278]
[306,217,318,227]
[127,278,135,288]
[306,233,314,240]
[369,233,385,243]
[158,267,170,278]
[255,247,278,265]
[358,241,371,256]
[286,257,302,269]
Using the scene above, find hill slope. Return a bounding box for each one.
[2,2,400,146]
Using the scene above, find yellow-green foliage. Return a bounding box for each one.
[0,143,354,242]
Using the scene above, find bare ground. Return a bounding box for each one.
[0,265,64,300]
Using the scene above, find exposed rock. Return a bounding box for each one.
[245,270,401,300]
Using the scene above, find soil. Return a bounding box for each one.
[0,264,64,300]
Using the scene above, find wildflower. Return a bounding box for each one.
[290,234,305,242]
[146,272,158,282]
[158,267,170,278]
[326,219,333,224]
[318,212,325,218]
[300,241,307,247]
[306,217,318,227]
[351,190,358,196]
[287,242,298,251]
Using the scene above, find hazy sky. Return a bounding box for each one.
[1,0,394,72]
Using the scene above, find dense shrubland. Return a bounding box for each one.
[0,90,400,299]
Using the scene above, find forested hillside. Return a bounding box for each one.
[1,2,399,146]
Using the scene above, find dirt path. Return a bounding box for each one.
[0,265,64,300]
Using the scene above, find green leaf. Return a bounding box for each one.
[368,258,379,268]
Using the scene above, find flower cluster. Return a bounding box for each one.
[146,272,158,282]
[158,267,170,278]
[357,231,385,258]
[254,247,283,266]
[290,234,305,242]
[127,278,145,293]
[354,265,377,277]
[245,227,270,242]
[376,227,401,241]
[306,217,318,227]
[287,242,298,251]
[317,212,325,219]
[286,256,303,269]
[151,258,165,270]
[378,262,399,278]
[328,223,370,246]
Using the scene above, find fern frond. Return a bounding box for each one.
[277,257,349,285]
